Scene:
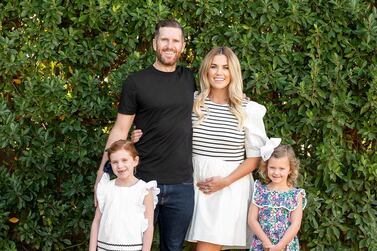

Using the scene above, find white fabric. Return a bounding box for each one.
[186,100,279,249]
[259,137,282,161]
[186,155,253,249]
[244,101,281,158]
[96,174,159,251]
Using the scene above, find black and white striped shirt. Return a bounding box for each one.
[192,99,248,162]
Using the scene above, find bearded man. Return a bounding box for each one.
[94,20,195,251]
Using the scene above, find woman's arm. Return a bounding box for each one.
[271,194,304,251]
[197,157,260,194]
[248,202,273,249]
[89,207,102,251]
[142,190,154,251]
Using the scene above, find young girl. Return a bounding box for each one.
[248,144,307,251]
[89,140,159,251]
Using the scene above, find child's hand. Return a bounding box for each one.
[268,244,284,251]
[262,240,274,250]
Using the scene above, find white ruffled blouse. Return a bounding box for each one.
[96,174,159,251]
[243,101,281,160]
[192,98,281,163]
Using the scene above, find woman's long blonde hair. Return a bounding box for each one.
[193,46,245,128]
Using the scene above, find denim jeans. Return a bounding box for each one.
[155,182,194,251]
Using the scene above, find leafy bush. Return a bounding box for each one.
[1,0,376,250]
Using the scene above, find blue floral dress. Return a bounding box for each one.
[250,180,307,251]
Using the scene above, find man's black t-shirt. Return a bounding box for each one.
[118,65,195,184]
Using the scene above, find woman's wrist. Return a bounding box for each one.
[223,176,232,187]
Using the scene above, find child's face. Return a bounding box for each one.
[110,150,139,180]
[267,156,291,186]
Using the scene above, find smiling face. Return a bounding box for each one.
[109,149,139,181]
[267,156,291,187]
[153,27,185,69]
[207,54,231,92]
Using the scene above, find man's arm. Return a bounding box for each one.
[93,113,135,206]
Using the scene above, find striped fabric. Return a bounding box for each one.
[97,240,142,251]
[192,99,248,162]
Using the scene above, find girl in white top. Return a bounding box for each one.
[89,140,159,251]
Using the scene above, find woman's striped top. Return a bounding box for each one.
[192,98,248,162]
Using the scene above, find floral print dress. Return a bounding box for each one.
[250,180,307,251]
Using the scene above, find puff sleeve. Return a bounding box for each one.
[144,180,160,209]
[96,173,110,213]
[141,181,160,232]
[244,101,281,160]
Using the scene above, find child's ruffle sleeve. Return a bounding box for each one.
[296,188,307,210]
[252,180,307,211]
[252,180,267,207]
[141,181,160,232]
[96,173,110,213]
[281,188,307,211]
[244,101,281,161]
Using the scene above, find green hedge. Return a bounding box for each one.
[1,0,376,250]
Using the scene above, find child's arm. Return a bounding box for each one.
[270,194,304,251]
[89,207,102,251]
[248,202,273,249]
[142,190,154,251]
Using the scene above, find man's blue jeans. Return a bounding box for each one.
[155,182,194,251]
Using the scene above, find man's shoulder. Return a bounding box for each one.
[176,65,194,76]
[128,65,194,82]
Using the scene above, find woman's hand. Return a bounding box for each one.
[197,176,229,194]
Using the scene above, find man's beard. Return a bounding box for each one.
[155,47,181,66]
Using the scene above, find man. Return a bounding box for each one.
[94,20,195,251]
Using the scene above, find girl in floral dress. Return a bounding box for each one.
[248,145,307,251]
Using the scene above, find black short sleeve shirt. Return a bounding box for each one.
[118,65,195,184]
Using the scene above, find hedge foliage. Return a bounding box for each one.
[1,0,376,250]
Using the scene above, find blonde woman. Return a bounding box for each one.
[186,47,280,251]
[132,47,280,250]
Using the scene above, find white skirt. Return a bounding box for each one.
[186,155,254,249]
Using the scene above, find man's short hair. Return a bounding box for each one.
[154,19,185,39]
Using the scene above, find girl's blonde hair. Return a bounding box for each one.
[259,144,300,186]
[193,46,245,128]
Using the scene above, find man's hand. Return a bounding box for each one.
[131,129,143,143]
